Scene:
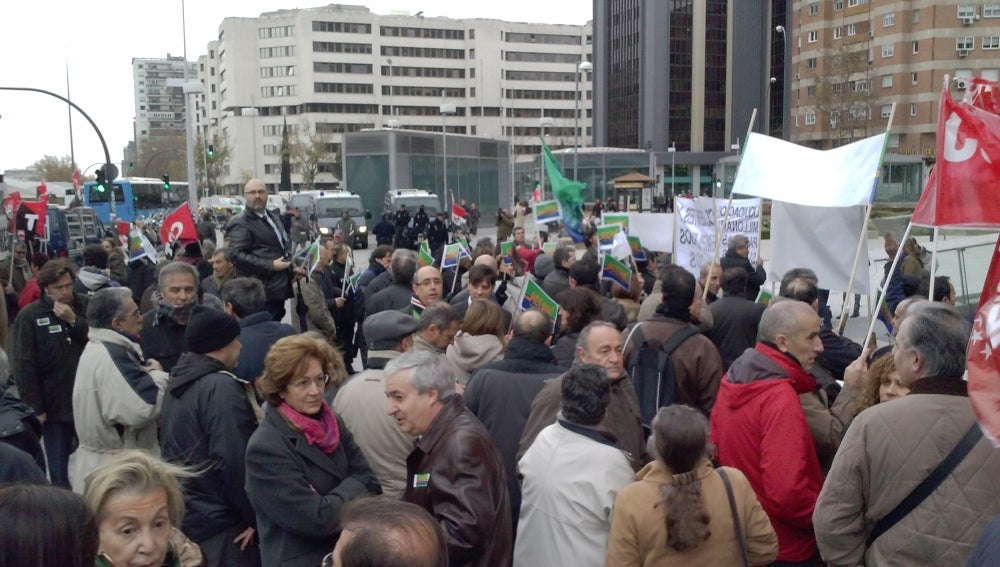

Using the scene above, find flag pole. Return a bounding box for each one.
[450,257,460,297]
[863,220,913,344]
[705,108,757,303]
[927,227,939,300]
[836,102,896,335]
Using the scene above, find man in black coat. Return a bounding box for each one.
[393,205,411,248]
[160,306,261,566]
[568,259,629,331]
[11,259,89,489]
[221,277,295,386]
[720,234,767,301]
[464,309,564,531]
[366,249,419,316]
[140,262,200,373]
[542,245,575,301]
[426,213,449,258]
[226,179,294,321]
[705,268,767,370]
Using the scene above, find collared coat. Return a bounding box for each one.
[814,377,1000,566]
[606,459,778,566]
[403,395,513,567]
[226,209,292,302]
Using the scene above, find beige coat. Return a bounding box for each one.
[814,378,1000,566]
[606,459,778,566]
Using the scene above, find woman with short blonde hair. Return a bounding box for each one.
[447,299,507,386]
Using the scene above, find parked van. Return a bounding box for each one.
[314,190,371,249]
[384,189,443,217]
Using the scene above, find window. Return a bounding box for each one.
[805,110,817,125]
[808,30,818,43]
[882,43,895,57]
[910,103,917,116]
[834,27,843,39]
[911,71,918,85]
[807,57,817,69]
[958,5,976,19]
[913,9,921,23]
[469,29,475,39]
[847,23,857,36]
[835,0,844,10]
[986,4,1000,18]
[883,12,895,26]
[852,79,869,92]
[985,68,1000,81]
[808,3,818,15]
[889,134,900,148]
[912,41,919,54]
[984,36,1000,49]
[848,0,864,7]
[957,36,975,50]
[881,74,893,88]
[881,104,892,118]
[807,85,816,96]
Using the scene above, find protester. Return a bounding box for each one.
[12,258,89,488]
[227,179,294,321]
[0,483,98,567]
[201,248,236,298]
[0,349,45,471]
[220,277,295,385]
[552,287,604,368]
[720,235,766,300]
[336,210,359,245]
[160,305,261,565]
[247,335,381,567]
[1,242,32,295]
[450,264,500,320]
[16,251,50,309]
[446,299,507,387]
[468,202,481,235]
[334,311,420,498]
[71,288,168,492]
[75,244,118,296]
[0,442,47,484]
[328,497,448,567]
[607,405,778,566]
[710,300,825,565]
[102,237,129,285]
[705,267,767,370]
[141,262,200,373]
[514,364,633,566]
[853,349,908,416]
[289,207,312,253]
[814,303,1000,566]
[569,258,629,330]
[386,350,513,566]
[292,243,339,340]
[366,249,418,315]
[372,213,395,246]
[327,243,358,364]
[698,262,722,304]
[611,273,644,323]
[406,266,444,318]
[411,302,462,355]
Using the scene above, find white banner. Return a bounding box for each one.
[673,197,763,277]
[627,212,675,253]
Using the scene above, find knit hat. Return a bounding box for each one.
[184,305,241,354]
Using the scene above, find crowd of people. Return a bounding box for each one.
[1,177,999,567]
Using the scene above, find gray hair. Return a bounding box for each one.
[220,277,265,318]
[417,302,461,333]
[391,249,418,286]
[575,321,618,353]
[157,262,199,292]
[86,288,134,329]
[727,235,749,254]
[899,302,968,379]
[698,262,720,282]
[384,351,456,398]
[201,294,225,311]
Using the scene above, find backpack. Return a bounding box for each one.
[624,322,701,428]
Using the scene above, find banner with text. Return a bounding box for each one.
[673,197,763,277]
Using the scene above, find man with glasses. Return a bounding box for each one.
[160,305,261,566]
[406,266,443,318]
[226,179,294,322]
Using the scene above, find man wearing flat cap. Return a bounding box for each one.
[333,310,419,498]
[160,305,262,565]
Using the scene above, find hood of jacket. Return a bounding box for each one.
[77,266,113,291]
[446,332,504,372]
[719,343,817,409]
[167,352,230,397]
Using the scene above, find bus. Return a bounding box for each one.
[83,177,189,223]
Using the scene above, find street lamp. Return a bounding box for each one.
[539,115,554,200]
[667,141,676,197]
[440,90,456,194]
[767,25,787,137]
[574,60,593,183]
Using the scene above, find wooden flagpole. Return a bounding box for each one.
[836,102,896,335]
[705,108,757,303]
[863,220,913,344]
[927,227,939,300]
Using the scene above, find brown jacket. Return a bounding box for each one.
[622,315,725,416]
[404,395,513,567]
[518,372,647,470]
[814,377,1000,566]
[606,459,779,566]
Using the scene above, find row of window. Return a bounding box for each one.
[314,62,373,74]
[380,65,466,78]
[261,85,297,97]
[262,124,299,136]
[504,89,584,100]
[260,65,295,78]
[260,46,295,58]
[314,82,374,94]
[380,26,465,40]
[381,46,465,59]
[313,42,372,54]
[505,51,583,64]
[259,26,294,39]
[503,32,581,45]
[312,21,371,34]
[382,86,465,98]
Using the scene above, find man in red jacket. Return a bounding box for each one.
[710,299,825,566]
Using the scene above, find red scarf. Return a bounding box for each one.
[277,401,341,454]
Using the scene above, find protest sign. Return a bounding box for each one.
[673,197,762,277]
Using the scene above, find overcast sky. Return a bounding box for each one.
[1,1,592,175]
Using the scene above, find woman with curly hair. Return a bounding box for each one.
[552,287,604,368]
[607,405,778,566]
[856,349,910,414]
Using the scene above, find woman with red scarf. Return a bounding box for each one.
[246,335,381,567]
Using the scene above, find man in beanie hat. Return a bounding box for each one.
[333,310,419,498]
[160,305,262,566]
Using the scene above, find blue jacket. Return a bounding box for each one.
[234,312,295,384]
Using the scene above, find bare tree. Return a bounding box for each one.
[31,155,77,182]
[809,38,876,147]
[139,134,187,179]
[195,133,232,196]
[292,118,334,189]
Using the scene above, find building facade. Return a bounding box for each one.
[132,55,198,176]
[789,0,1000,162]
[193,4,592,193]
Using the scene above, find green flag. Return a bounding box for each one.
[418,242,435,267]
[541,137,585,242]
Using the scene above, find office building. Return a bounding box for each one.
[132,55,198,176]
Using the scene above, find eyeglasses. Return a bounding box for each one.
[289,373,330,391]
[416,278,443,287]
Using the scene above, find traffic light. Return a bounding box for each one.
[207,144,215,157]
[162,173,171,191]
[128,161,134,172]
[95,169,107,193]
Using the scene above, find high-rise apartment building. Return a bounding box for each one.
[790,0,1000,161]
[132,56,198,171]
[194,5,592,191]
[593,1,789,195]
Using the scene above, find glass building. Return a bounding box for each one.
[515,147,652,205]
[343,129,512,216]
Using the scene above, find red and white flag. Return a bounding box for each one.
[969,235,1000,446]
[72,169,82,192]
[450,191,467,226]
[912,79,1000,228]
[160,203,199,246]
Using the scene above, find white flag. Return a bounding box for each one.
[732,132,887,207]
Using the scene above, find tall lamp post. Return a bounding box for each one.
[440,90,456,195]
[539,115,554,200]
[768,25,787,137]
[667,141,676,197]
[573,60,593,182]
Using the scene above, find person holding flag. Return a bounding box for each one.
[326,242,358,367]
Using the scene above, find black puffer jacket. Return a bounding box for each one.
[225,209,292,302]
[159,352,259,543]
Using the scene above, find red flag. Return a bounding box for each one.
[3,192,22,233]
[117,220,131,249]
[36,181,48,199]
[912,80,1000,228]
[72,169,82,192]
[160,203,198,246]
[969,234,1000,445]
[531,183,541,204]
[451,202,468,226]
[17,196,48,237]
